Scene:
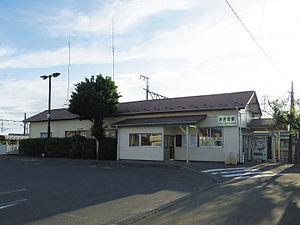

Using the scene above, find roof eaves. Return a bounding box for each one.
[112,106,245,117]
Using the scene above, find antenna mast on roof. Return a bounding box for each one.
[112,18,115,81]
[64,32,71,107]
[139,75,167,100]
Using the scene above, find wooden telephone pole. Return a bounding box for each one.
[288,81,294,163]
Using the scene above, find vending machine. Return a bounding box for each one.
[253,136,267,161]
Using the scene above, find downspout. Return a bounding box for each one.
[236,107,242,163]
[186,125,189,165]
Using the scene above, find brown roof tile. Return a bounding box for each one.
[26,91,260,122]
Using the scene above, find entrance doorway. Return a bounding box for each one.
[267,136,272,159]
[164,135,175,161]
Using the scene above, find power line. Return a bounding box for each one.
[224,0,290,82]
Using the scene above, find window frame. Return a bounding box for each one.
[129,133,162,147]
[199,127,223,148]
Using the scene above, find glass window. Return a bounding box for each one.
[65,131,77,138]
[141,134,151,146]
[211,128,222,146]
[189,134,198,147]
[176,135,182,147]
[129,134,139,146]
[130,133,162,147]
[179,134,198,147]
[141,133,162,146]
[199,128,222,147]
[199,128,210,146]
[40,132,52,138]
[105,130,116,138]
[182,135,186,147]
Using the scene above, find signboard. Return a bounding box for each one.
[217,115,237,126]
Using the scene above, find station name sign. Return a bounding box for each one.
[217,115,237,126]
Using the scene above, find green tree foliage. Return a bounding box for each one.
[268,98,300,163]
[268,99,300,133]
[68,74,121,159]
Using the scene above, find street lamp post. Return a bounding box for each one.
[40,72,61,138]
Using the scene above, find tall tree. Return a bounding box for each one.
[68,74,121,159]
[268,98,300,163]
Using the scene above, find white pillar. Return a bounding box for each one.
[116,127,120,160]
[186,125,189,165]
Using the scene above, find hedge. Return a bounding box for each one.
[19,135,117,160]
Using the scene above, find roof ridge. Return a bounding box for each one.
[119,90,255,104]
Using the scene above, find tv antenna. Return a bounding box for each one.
[112,18,115,81]
[139,75,167,100]
[64,32,71,107]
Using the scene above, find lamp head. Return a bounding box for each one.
[40,75,48,80]
[52,72,61,78]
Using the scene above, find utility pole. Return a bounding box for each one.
[23,113,27,136]
[140,75,149,100]
[288,81,294,163]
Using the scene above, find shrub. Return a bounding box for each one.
[83,138,96,159]
[18,136,116,160]
[69,135,86,158]
[19,138,46,157]
[44,138,72,158]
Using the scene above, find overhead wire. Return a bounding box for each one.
[224,0,290,82]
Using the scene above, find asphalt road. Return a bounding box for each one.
[129,163,300,225]
[0,158,213,225]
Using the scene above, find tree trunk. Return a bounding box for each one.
[96,139,99,160]
[295,129,300,164]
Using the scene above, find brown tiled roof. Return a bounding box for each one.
[26,108,78,122]
[112,115,207,127]
[116,91,259,116]
[26,91,260,122]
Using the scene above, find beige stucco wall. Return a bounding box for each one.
[163,111,239,163]
[30,119,92,138]
[29,107,255,163]
[118,126,164,161]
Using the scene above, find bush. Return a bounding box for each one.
[19,136,117,160]
[44,138,72,158]
[19,138,46,157]
[69,135,86,158]
[83,138,96,159]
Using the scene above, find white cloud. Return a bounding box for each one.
[0,44,112,69]
[49,0,198,35]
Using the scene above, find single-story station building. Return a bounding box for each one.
[27,91,266,164]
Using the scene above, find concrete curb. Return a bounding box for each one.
[183,166,221,183]
[0,155,184,170]
[115,182,218,225]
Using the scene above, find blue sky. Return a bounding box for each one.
[1,0,300,134]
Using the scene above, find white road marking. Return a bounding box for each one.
[235,173,287,180]
[223,171,273,178]
[0,189,27,195]
[0,203,18,210]
[202,167,246,173]
[0,199,28,210]
[211,169,259,175]
[203,167,289,180]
